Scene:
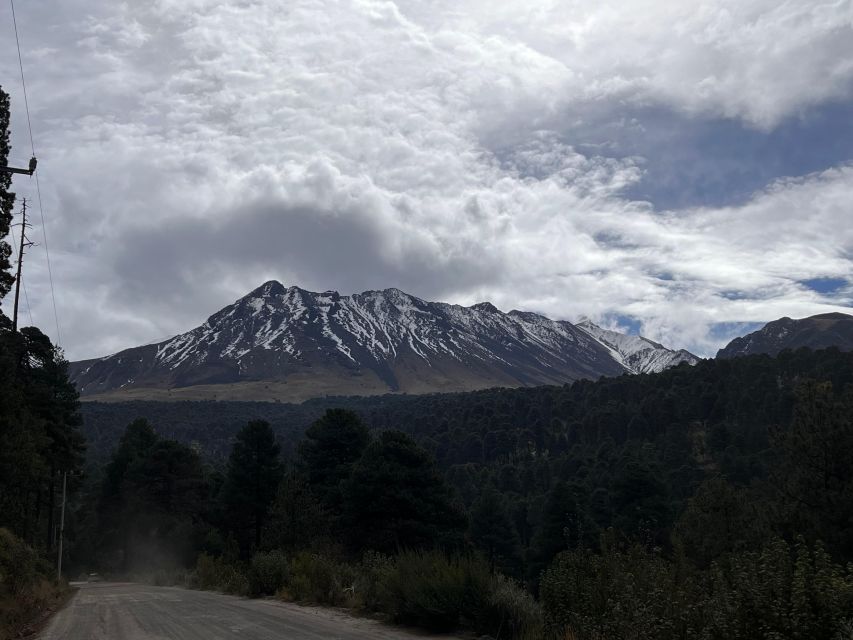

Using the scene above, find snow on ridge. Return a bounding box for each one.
[145,284,693,377]
[576,319,698,374]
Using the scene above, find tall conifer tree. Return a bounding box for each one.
[0,86,17,305]
[222,420,283,553]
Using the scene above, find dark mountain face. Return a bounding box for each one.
[69,281,696,402]
[716,312,853,359]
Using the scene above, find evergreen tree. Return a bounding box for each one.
[222,420,283,554]
[672,476,765,568]
[122,439,209,569]
[299,408,370,510]
[18,327,85,549]
[0,328,83,544]
[771,382,853,559]
[343,430,465,554]
[264,471,330,551]
[531,481,593,578]
[610,453,671,545]
[469,485,521,574]
[101,419,159,508]
[97,419,159,570]
[0,86,16,302]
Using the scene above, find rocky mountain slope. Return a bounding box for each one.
[716,312,853,359]
[69,282,697,402]
[576,319,699,373]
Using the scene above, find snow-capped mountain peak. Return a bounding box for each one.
[69,283,697,401]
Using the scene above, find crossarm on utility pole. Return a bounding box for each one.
[1,156,37,175]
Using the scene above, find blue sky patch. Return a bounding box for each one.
[800,277,849,295]
[569,99,853,210]
[709,321,765,344]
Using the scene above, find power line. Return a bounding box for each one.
[8,0,33,152]
[9,0,62,346]
[32,172,60,344]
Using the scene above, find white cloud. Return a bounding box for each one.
[395,0,853,128]
[0,0,850,360]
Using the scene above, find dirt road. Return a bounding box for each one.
[40,582,456,639]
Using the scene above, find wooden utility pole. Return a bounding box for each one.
[57,471,67,582]
[12,198,33,332]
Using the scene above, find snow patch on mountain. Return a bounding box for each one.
[576,318,699,374]
[70,281,698,399]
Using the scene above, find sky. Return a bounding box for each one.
[1,0,851,360]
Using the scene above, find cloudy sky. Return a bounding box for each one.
[1,0,852,360]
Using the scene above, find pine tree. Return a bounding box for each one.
[222,420,283,554]
[122,439,208,569]
[0,86,16,304]
[98,419,159,570]
[672,476,763,568]
[299,408,370,511]
[470,485,521,574]
[531,480,594,579]
[264,471,330,551]
[771,382,853,559]
[343,430,465,553]
[18,327,85,549]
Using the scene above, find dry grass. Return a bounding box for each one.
[0,579,71,640]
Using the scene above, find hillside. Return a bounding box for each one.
[79,347,853,464]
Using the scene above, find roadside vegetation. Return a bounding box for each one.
[0,528,69,640]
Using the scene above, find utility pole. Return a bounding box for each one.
[12,198,33,332]
[56,471,67,582]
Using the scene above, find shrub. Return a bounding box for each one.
[0,528,39,595]
[285,552,354,605]
[541,534,853,640]
[0,529,61,640]
[706,538,853,639]
[380,550,492,633]
[191,553,249,596]
[476,574,543,640]
[352,551,394,612]
[249,550,288,596]
[540,537,701,640]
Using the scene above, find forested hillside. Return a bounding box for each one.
[83,347,853,475]
[68,347,853,638]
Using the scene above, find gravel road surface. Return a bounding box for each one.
[40,582,457,639]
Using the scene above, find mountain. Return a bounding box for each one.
[576,319,699,373]
[69,282,697,402]
[716,312,853,359]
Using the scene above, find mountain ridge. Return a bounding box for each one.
[716,312,853,359]
[575,319,699,374]
[69,281,698,402]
